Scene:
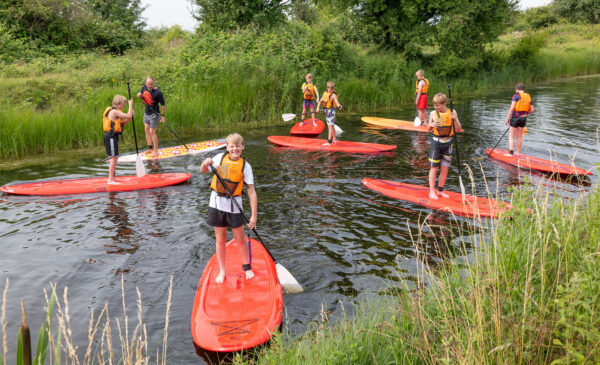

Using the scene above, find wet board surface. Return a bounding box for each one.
[268,136,397,153]
[362,178,512,218]
[118,139,225,162]
[191,238,283,352]
[486,148,593,176]
[0,173,192,196]
[289,118,325,138]
[361,116,464,133]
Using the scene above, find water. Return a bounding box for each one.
[1,76,598,363]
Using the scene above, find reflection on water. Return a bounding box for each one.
[0,76,598,363]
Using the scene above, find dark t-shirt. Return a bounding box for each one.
[140,85,165,115]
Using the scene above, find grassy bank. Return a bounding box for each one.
[1,23,600,160]
[243,182,600,364]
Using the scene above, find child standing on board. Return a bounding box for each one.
[103,95,133,184]
[200,133,257,283]
[505,82,534,155]
[301,73,319,125]
[427,93,462,200]
[316,81,342,145]
[415,70,429,126]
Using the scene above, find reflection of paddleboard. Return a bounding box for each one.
[268,136,396,153]
[118,139,225,163]
[191,238,283,352]
[362,178,512,218]
[289,118,325,138]
[486,148,593,176]
[361,116,464,133]
[1,173,192,196]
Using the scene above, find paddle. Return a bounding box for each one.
[488,126,510,157]
[414,109,421,126]
[209,165,304,294]
[164,122,189,150]
[282,110,343,135]
[447,84,466,202]
[126,82,146,177]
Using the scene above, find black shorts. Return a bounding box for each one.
[104,132,119,158]
[429,139,453,168]
[207,207,245,228]
[509,117,527,128]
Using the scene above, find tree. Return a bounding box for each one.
[552,0,600,24]
[193,0,287,30]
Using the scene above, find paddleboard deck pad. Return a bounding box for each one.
[289,118,325,137]
[362,178,512,218]
[1,173,192,196]
[486,148,592,176]
[118,139,225,162]
[191,237,283,352]
[361,116,464,133]
[268,136,397,153]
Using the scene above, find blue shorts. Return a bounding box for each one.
[303,99,315,109]
[325,109,336,126]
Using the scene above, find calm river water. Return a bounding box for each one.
[1,77,598,363]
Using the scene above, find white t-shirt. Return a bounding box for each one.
[209,152,254,213]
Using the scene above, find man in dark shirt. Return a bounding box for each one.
[137,77,166,156]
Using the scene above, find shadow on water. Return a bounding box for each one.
[0,77,598,363]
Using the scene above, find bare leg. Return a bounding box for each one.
[144,123,152,153]
[107,157,120,184]
[149,127,159,155]
[515,127,524,155]
[418,109,427,125]
[301,106,307,122]
[214,227,227,283]
[438,165,450,198]
[311,107,316,125]
[232,225,254,279]
[331,125,337,143]
[508,127,516,154]
[429,166,439,200]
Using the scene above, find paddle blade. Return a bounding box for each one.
[275,263,303,294]
[135,155,146,177]
[282,113,297,122]
[459,176,466,203]
[523,127,527,135]
[414,115,421,126]
[334,124,343,135]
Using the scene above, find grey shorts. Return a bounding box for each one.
[143,113,160,128]
[429,139,453,168]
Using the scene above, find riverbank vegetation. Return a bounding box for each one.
[1,0,600,160]
[245,181,600,364]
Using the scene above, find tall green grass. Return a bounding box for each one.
[248,180,600,364]
[1,24,600,160]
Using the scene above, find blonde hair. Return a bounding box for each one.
[112,95,127,107]
[305,73,313,79]
[326,81,335,89]
[416,70,424,77]
[432,93,447,105]
[226,133,244,146]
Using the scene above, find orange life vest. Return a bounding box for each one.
[302,83,317,100]
[102,107,124,134]
[415,78,430,95]
[322,91,338,109]
[432,109,454,138]
[515,91,532,112]
[210,153,246,197]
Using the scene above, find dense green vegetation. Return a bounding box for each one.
[239,182,600,364]
[1,0,599,161]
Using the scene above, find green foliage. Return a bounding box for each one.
[553,0,600,24]
[510,31,547,65]
[512,5,561,31]
[192,0,287,30]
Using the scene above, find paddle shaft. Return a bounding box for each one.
[164,122,189,150]
[126,82,141,155]
[209,165,277,264]
[488,127,510,157]
[447,84,462,176]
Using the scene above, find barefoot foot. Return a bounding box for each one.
[245,269,255,280]
[107,180,122,185]
[429,191,439,200]
[439,191,449,198]
[215,271,225,283]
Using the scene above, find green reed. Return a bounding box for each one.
[247,179,600,364]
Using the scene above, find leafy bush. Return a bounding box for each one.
[510,31,547,65]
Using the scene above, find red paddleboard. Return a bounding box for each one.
[0,173,192,196]
[289,118,325,138]
[486,148,592,176]
[268,136,397,153]
[191,238,283,352]
[362,178,512,218]
[361,116,464,133]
